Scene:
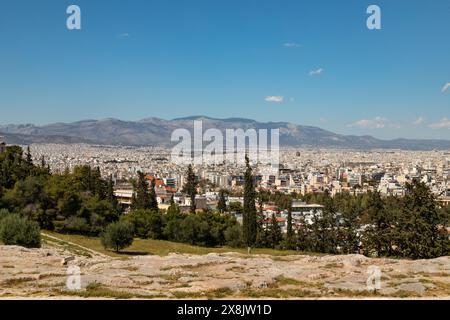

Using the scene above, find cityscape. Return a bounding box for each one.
[27,142,450,222]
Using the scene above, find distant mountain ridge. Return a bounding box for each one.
[1,116,450,150]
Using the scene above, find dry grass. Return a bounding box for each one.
[171,287,234,299]
[43,231,313,258]
[2,277,36,287]
[56,283,166,299]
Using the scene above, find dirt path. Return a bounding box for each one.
[41,232,108,258]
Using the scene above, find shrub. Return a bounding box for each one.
[178,215,212,246]
[0,214,41,248]
[0,208,11,221]
[101,221,134,252]
[121,209,164,239]
[224,224,244,248]
[62,216,91,234]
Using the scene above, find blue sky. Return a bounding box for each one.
[0,0,449,139]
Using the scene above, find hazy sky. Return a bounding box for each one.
[1,0,449,140]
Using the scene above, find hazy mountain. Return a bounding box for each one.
[1,116,450,150]
[0,131,93,145]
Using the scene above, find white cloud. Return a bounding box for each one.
[442,83,450,93]
[348,116,400,129]
[309,68,323,76]
[413,116,424,125]
[283,42,300,48]
[430,117,450,129]
[117,33,130,38]
[264,96,284,103]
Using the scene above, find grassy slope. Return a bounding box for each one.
[42,231,314,258]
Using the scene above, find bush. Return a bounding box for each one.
[101,221,134,252]
[0,214,41,248]
[121,209,164,239]
[224,224,244,248]
[62,216,90,234]
[178,215,212,246]
[0,208,11,221]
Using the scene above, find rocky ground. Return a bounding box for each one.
[0,240,449,299]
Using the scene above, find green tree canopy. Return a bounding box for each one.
[101,221,134,252]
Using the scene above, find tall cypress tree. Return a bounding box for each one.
[40,155,46,168]
[149,177,159,211]
[285,204,296,250]
[255,192,265,247]
[183,164,197,214]
[24,146,34,176]
[131,171,152,210]
[93,167,107,199]
[25,146,33,164]
[217,189,227,213]
[106,174,119,211]
[243,155,257,253]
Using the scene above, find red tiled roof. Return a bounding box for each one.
[165,187,177,193]
[263,217,286,223]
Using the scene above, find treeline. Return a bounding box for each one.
[0,146,120,243]
[232,186,450,259]
[236,156,450,259]
[0,146,120,235]
[123,166,239,247]
[292,187,450,259]
[0,146,240,249]
[120,205,238,247]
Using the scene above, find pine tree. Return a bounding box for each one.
[183,164,197,214]
[106,175,119,211]
[296,215,312,252]
[322,198,340,253]
[217,189,227,213]
[166,199,181,220]
[309,194,339,254]
[131,171,152,210]
[269,213,282,248]
[339,198,362,254]
[242,155,257,253]
[362,191,396,257]
[397,181,450,259]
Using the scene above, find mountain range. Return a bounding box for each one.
[1,116,450,150]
